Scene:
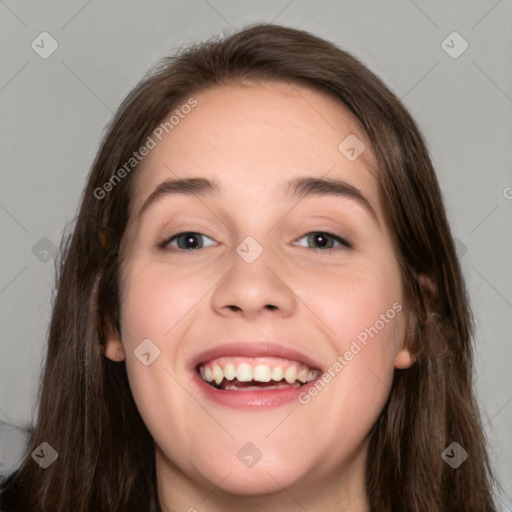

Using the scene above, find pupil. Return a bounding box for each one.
[180,232,201,249]
[311,232,330,248]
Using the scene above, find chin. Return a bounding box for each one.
[194,455,312,497]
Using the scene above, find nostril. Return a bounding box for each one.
[225,305,277,312]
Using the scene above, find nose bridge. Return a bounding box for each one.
[209,233,296,318]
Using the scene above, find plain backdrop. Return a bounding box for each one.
[1,0,511,509]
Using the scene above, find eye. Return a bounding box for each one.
[293,231,352,251]
[159,231,216,251]
[158,230,352,252]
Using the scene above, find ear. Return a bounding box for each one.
[102,315,126,362]
[394,312,416,369]
[394,273,438,369]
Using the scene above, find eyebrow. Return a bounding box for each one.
[138,175,377,221]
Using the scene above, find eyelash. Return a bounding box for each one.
[157,231,353,252]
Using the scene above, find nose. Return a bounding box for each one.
[209,249,297,321]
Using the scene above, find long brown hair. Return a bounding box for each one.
[0,23,498,511]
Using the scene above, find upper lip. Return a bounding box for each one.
[190,341,323,372]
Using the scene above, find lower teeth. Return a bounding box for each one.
[211,379,303,391]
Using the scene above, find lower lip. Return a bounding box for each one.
[192,372,319,409]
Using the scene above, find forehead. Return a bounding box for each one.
[130,80,380,218]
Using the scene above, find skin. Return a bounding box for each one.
[104,80,415,512]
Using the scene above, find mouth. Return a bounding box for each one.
[197,356,321,391]
[191,342,323,408]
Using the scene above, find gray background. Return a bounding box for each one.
[1,0,511,508]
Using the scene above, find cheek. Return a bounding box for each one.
[302,259,404,350]
[117,265,193,417]
[298,260,404,410]
[117,266,203,468]
[290,262,403,443]
[119,263,203,349]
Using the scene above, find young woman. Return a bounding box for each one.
[0,23,498,511]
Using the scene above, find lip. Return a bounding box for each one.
[190,341,323,372]
[192,371,320,409]
[189,341,323,409]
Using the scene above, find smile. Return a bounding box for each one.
[197,356,321,391]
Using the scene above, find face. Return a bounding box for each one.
[104,81,414,504]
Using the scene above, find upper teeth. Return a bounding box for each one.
[198,357,320,386]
